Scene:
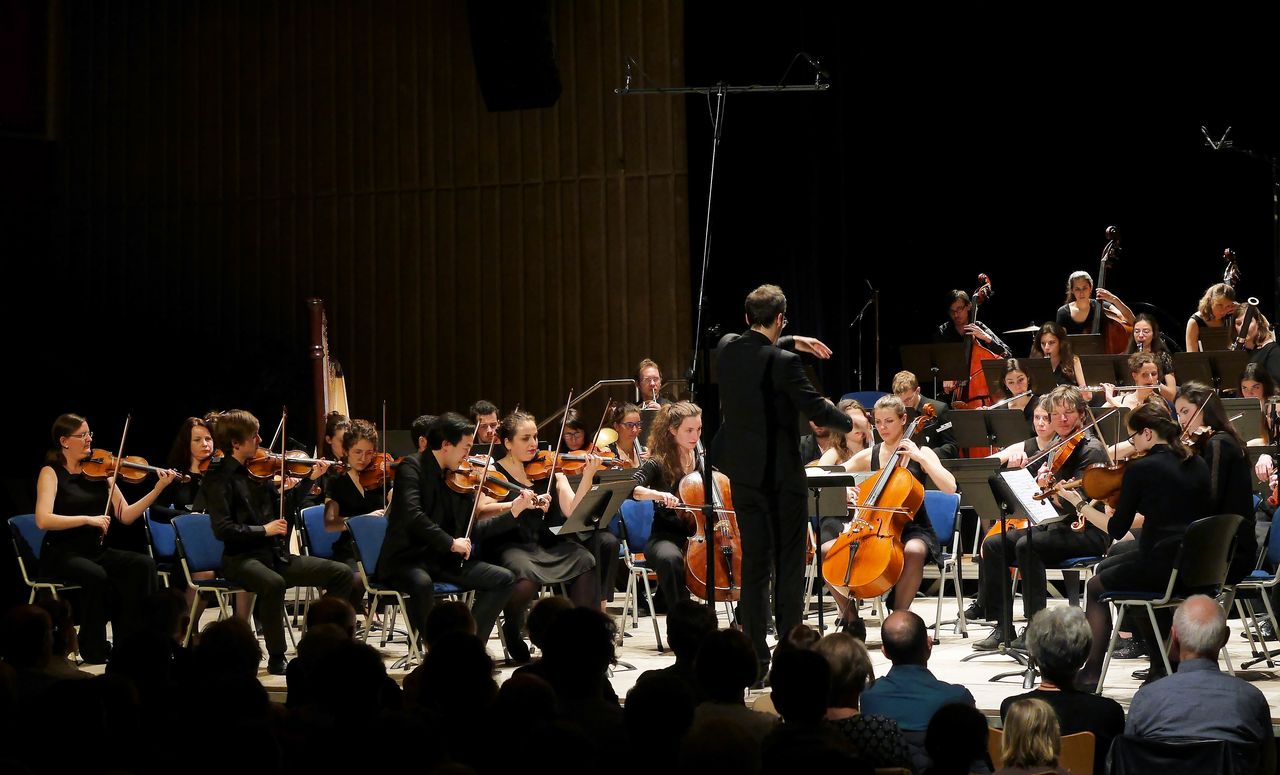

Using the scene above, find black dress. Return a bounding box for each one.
[1056,301,1100,335]
[485,461,596,584]
[324,472,388,563]
[149,472,204,522]
[1199,433,1257,584]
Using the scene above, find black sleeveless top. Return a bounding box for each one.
[44,465,110,558]
[869,442,934,534]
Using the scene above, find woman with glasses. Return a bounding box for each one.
[322,418,388,610]
[607,403,649,468]
[34,414,177,662]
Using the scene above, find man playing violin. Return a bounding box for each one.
[197,409,354,675]
[973,385,1111,651]
[379,412,517,653]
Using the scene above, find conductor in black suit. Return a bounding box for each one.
[709,284,853,674]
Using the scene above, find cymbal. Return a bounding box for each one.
[1003,324,1041,334]
[594,428,619,448]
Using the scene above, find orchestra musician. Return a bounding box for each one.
[628,401,705,611]
[558,409,590,453]
[1185,282,1238,353]
[322,411,350,460]
[891,371,958,459]
[1030,322,1085,388]
[1061,402,1211,689]
[481,410,602,662]
[469,399,500,457]
[973,386,1112,651]
[837,395,957,635]
[811,399,872,633]
[1241,363,1280,448]
[322,418,390,610]
[933,289,1011,396]
[1101,352,1164,411]
[992,359,1036,419]
[709,284,852,675]
[1056,270,1135,335]
[637,359,670,409]
[195,410,354,675]
[799,400,843,464]
[1239,311,1280,386]
[1127,313,1177,402]
[411,414,437,454]
[35,414,175,663]
[607,402,648,468]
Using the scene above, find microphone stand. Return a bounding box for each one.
[849,295,874,392]
[618,59,831,403]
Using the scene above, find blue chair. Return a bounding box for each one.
[8,514,81,603]
[840,390,888,408]
[1234,513,1280,668]
[301,505,342,560]
[921,491,967,643]
[346,514,424,663]
[142,510,178,589]
[1096,513,1243,693]
[171,513,247,645]
[610,499,664,651]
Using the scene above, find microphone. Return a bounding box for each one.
[624,58,632,91]
[850,297,874,327]
[800,52,829,79]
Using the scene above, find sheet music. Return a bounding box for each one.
[998,468,1063,526]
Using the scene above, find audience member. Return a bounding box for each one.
[996,698,1068,775]
[815,632,911,770]
[693,628,778,743]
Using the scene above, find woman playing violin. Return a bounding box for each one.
[989,396,1056,470]
[1061,402,1211,689]
[973,386,1111,651]
[34,414,177,663]
[1056,270,1135,336]
[1126,314,1177,402]
[837,395,956,632]
[1185,282,1238,353]
[559,409,590,453]
[478,410,601,662]
[321,419,390,610]
[627,401,704,610]
[607,402,649,468]
[1030,322,1085,389]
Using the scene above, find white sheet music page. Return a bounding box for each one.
[998,468,1063,526]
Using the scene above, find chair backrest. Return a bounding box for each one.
[1059,731,1096,775]
[923,490,961,548]
[840,390,889,408]
[301,505,341,559]
[611,499,655,552]
[1265,512,1280,568]
[9,513,45,563]
[144,512,178,562]
[1107,734,1252,775]
[1174,514,1245,591]
[986,726,1003,769]
[346,514,386,578]
[171,514,226,574]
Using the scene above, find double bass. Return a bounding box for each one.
[952,274,1000,411]
[1094,226,1134,354]
[822,404,934,599]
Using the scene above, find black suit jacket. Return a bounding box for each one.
[195,456,305,564]
[378,451,461,578]
[909,396,958,460]
[709,330,852,488]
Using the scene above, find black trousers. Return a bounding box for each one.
[386,560,515,645]
[223,553,355,657]
[577,529,621,603]
[735,478,808,663]
[979,524,1109,625]
[42,546,156,663]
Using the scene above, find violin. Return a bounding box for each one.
[243,448,344,482]
[524,449,623,479]
[823,404,934,599]
[679,457,742,603]
[82,452,191,484]
[446,459,531,501]
[358,452,404,490]
[984,428,1087,543]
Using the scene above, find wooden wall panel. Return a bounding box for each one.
[48,0,690,440]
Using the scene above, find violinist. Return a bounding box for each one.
[892,371,957,459]
[1127,314,1177,402]
[1185,282,1237,353]
[34,414,175,663]
[1101,352,1164,411]
[813,399,873,467]
[1030,323,1085,388]
[379,413,515,653]
[559,409,590,453]
[607,402,649,467]
[972,386,1111,651]
[322,419,390,609]
[838,395,957,626]
[469,399,499,457]
[933,289,1011,395]
[628,401,704,610]
[709,284,852,674]
[197,410,353,675]
[1060,402,1211,689]
[480,410,601,662]
[323,411,350,459]
[988,396,1056,469]
[637,358,670,409]
[1173,382,1257,586]
[1056,270,1135,336]
[411,414,437,453]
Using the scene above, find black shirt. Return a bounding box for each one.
[195,455,307,564]
[1047,434,1111,530]
[1056,301,1100,335]
[1199,432,1258,581]
[1000,688,1125,775]
[632,458,693,539]
[378,452,465,576]
[1108,445,1211,562]
[150,472,204,522]
[43,465,110,559]
[1251,342,1280,387]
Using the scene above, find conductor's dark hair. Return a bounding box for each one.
[744,284,787,327]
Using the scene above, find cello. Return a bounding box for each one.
[822,404,935,599]
[1093,226,1134,354]
[680,442,742,603]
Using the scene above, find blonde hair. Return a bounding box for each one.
[1002,698,1060,768]
[647,401,702,486]
[1197,283,1237,320]
[828,399,869,463]
[873,395,907,419]
[891,370,919,395]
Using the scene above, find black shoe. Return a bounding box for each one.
[752,660,771,690]
[838,617,868,643]
[1010,628,1028,651]
[1110,636,1148,660]
[506,638,532,665]
[1131,665,1169,683]
[267,655,288,676]
[972,632,1002,651]
[1240,618,1278,641]
[963,601,988,621]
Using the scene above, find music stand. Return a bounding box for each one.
[1223,397,1263,442]
[1172,350,1251,393]
[1068,333,1104,356]
[551,480,639,536]
[1198,326,1232,352]
[901,343,968,399]
[1246,445,1280,499]
[1078,354,1129,386]
[804,467,861,633]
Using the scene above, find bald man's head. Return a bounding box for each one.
[1172,594,1228,659]
[881,611,929,666]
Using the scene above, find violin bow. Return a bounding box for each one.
[544,391,574,500]
[381,399,389,507]
[100,415,132,544]
[463,416,498,540]
[1024,407,1120,470]
[277,407,288,527]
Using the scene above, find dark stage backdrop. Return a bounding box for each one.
[4,1,690,527]
[682,6,1279,420]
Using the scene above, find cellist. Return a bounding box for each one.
[836,395,957,638]
[972,385,1111,651]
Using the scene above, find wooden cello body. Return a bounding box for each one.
[680,469,743,603]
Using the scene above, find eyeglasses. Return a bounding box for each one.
[564,431,585,438]
[70,432,93,440]
[620,422,644,430]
